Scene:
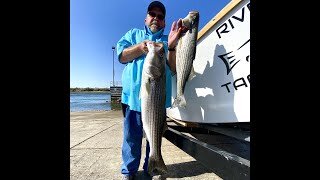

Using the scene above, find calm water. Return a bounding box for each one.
[70,92,111,112]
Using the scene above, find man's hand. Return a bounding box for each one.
[167,18,188,73]
[168,19,188,49]
[120,40,152,63]
[140,40,152,55]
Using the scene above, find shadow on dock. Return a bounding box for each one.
[135,161,214,180]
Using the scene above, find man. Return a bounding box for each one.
[116,1,186,179]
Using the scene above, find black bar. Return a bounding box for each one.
[164,127,250,180]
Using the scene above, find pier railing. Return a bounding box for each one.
[110,85,122,110]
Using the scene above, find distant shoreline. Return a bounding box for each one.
[70,91,110,93]
[70,87,110,93]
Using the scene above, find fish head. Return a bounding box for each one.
[146,42,164,56]
[181,11,199,31]
[144,42,166,79]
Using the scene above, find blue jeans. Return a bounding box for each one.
[121,105,150,175]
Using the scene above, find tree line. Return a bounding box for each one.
[70,87,110,92]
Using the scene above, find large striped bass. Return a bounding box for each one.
[173,11,199,108]
[141,42,168,175]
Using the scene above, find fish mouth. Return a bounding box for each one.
[181,20,191,33]
[189,11,199,15]
[181,11,199,31]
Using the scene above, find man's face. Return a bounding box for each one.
[145,7,165,33]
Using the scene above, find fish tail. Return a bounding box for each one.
[172,95,187,108]
[148,155,167,175]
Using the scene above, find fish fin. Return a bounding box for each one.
[143,129,147,139]
[172,95,187,108]
[172,98,178,108]
[146,78,151,95]
[148,155,167,175]
[143,77,151,96]
[179,95,187,107]
[188,66,196,81]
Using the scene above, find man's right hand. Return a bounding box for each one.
[120,40,152,63]
[140,40,152,55]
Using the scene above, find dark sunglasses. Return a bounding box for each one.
[148,11,165,20]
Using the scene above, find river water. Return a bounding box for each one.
[70,92,111,112]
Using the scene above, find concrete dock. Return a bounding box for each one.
[70,110,222,180]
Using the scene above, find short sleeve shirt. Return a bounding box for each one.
[116,26,172,112]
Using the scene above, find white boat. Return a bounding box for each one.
[167,0,250,123]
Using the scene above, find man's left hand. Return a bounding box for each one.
[168,19,188,49]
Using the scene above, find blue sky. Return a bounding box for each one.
[70,0,231,88]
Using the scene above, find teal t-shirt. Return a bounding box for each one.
[116,26,172,112]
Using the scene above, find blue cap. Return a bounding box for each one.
[148,1,166,16]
